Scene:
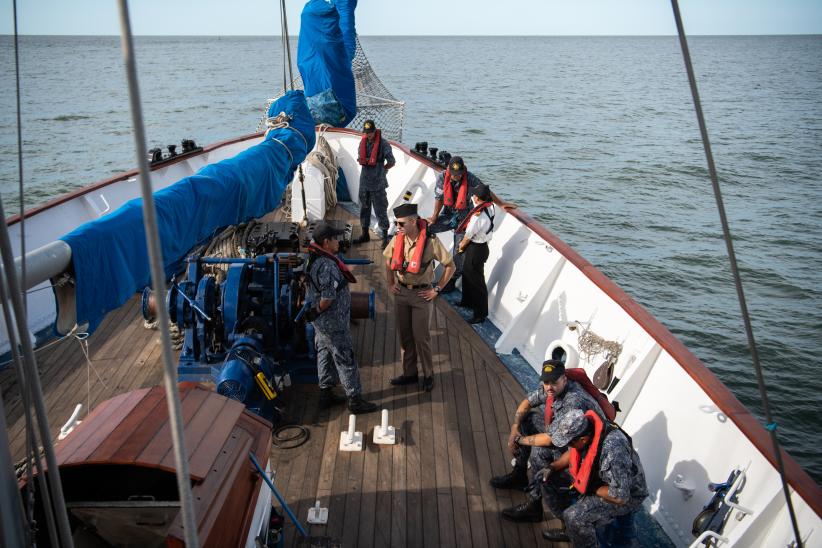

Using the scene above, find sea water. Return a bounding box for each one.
[1,35,820,483]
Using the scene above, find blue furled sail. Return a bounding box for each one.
[297,0,357,126]
[58,91,316,334]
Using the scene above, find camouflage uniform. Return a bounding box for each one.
[307,255,363,398]
[358,136,395,237]
[429,170,483,278]
[559,429,648,548]
[518,380,607,506]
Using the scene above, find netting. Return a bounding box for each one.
[259,37,405,142]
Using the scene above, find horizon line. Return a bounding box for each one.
[2,32,821,38]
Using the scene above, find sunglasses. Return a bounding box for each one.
[395,220,407,227]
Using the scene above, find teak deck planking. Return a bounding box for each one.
[1,205,568,547]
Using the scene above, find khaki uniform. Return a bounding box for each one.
[383,232,452,377]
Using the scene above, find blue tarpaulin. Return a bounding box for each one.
[59,90,316,334]
[297,0,357,126]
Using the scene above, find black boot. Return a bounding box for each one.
[348,396,378,414]
[318,387,346,409]
[542,529,569,541]
[501,497,544,523]
[489,466,528,490]
[352,231,370,245]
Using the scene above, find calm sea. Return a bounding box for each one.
[1,35,821,482]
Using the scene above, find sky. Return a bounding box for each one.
[1,0,821,36]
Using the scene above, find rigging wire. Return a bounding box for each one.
[13,0,26,313]
[669,1,803,546]
[282,0,295,89]
[114,1,199,546]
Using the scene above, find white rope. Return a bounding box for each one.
[74,331,107,417]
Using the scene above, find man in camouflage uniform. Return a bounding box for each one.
[541,409,648,546]
[490,360,607,523]
[306,223,378,415]
[354,119,395,249]
[425,156,515,292]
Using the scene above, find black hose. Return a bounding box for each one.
[272,424,310,449]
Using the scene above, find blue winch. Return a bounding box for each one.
[141,221,374,424]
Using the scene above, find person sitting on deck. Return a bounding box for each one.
[305,222,378,415]
[540,409,648,546]
[383,202,455,392]
[455,182,495,324]
[490,360,607,523]
[353,119,395,249]
[425,156,515,292]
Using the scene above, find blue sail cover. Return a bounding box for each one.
[59,91,316,334]
[297,0,357,126]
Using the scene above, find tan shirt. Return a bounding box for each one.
[383,231,453,285]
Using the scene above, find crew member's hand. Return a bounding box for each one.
[537,467,553,483]
[502,201,518,211]
[426,214,438,225]
[389,283,401,295]
[418,287,438,301]
[458,241,469,253]
[507,434,519,456]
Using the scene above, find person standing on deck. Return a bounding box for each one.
[425,156,515,292]
[540,409,648,546]
[455,182,495,324]
[353,119,395,249]
[305,222,378,415]
[383,203,456,393]
[490,360,607,523]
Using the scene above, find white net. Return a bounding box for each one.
[259,37,405,142]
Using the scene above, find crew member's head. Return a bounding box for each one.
[470,183,492,206]
[551,409,595,450]
[449,156,465,178]
[540,359,567,397]
[312,222,346,253]
[363,119,377,139]
[393,203,419,237]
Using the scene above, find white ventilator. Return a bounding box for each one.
[372,409,396,445]
[339,414,363,451]
[307,500,328,524]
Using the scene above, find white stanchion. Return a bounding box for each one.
[372,408,396,444]
[339,414,362,451]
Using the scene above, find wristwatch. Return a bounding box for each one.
[433,285,442,294]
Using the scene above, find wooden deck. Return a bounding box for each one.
[1,205,567,547]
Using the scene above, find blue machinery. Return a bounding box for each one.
[142,225,374,424]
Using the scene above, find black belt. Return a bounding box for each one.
[398,282,430,290]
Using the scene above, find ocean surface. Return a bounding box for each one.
[1,35,821,483]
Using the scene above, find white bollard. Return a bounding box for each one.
[307,499,328,524]
[339,414,362,451]
[373,408,396,445]
[58,404,83,441]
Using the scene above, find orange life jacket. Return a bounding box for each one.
[543,368,617,427]
[390,219,429,274]
[442,170,469,210]
[569,410,607,494]
[307,242,357,284]
[455,201,494,234]
[358,130,381,167]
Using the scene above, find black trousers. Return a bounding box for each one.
[461,241,489,319]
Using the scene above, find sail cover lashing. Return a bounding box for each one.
[57,91,316,334]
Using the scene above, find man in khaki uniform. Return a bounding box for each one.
[383,203,455,392]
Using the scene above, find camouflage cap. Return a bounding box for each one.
[551,409,591,448]
[540,359,566,383]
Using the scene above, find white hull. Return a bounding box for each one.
[5,128,820,547]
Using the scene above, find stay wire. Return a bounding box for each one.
[670,1,803,546]
[13,0,26,312]
[280,0,295,89]
[114,2,199,546]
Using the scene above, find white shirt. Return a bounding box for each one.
[463,204,495,244]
